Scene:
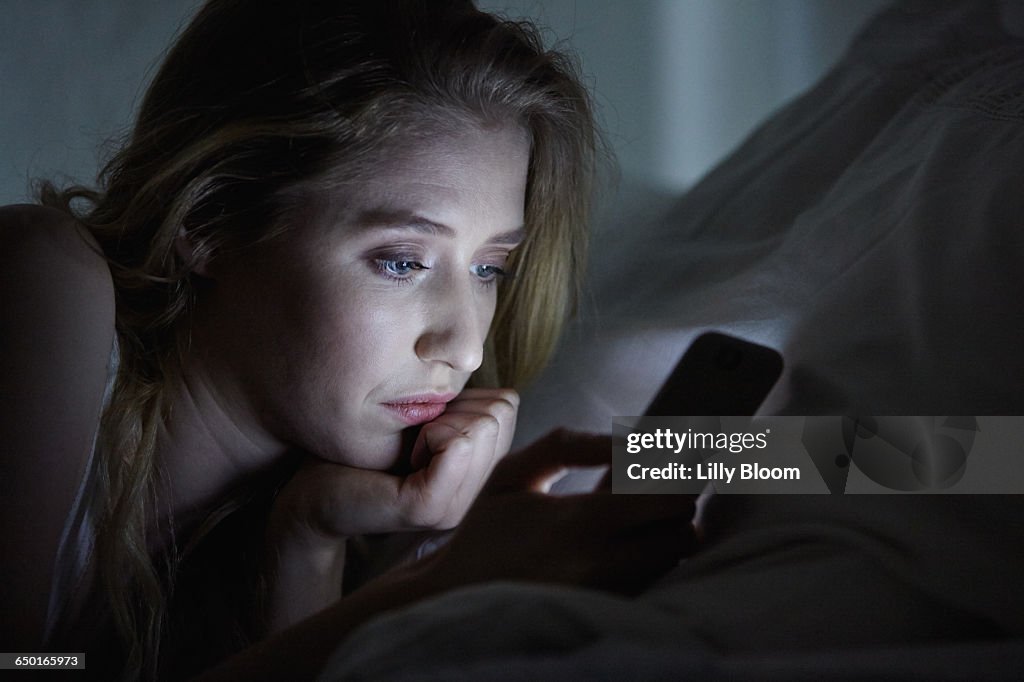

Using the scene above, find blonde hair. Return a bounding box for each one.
[39,0,598,677]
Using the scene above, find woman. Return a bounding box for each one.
[0,1,694,679]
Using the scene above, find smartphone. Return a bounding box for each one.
[611,332,784,494]
[643,331,784,417]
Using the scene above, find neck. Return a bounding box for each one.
[151,354,289,551]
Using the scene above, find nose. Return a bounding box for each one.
[414,278,488,373]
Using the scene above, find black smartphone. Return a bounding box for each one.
[643,331,784,417]
[611,332,784,494]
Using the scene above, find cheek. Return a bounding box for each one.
[484,288,500,323]
[474,287,500,340]
[297,289,411,384]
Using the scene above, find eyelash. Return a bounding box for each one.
[471,264,508,286]
[372,259,509,287]
[374,258,430,285]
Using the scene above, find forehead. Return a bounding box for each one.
[318,124,530,231]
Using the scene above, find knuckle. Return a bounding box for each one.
[477,390,518,417]
[434,430,475,455]
[495,388,520,408]
[447,430,476,448]
[470,413,501,438]
[489,399,518,425]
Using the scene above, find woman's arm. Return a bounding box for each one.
[261,512,348,634]
[195,431,696,681]
[0,204,115,649]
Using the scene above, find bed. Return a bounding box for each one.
[318,2,1024,678]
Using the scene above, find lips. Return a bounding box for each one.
[382,393,457,426]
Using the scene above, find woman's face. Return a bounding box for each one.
[196,124,529,469]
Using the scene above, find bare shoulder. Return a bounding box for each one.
[0,203,111,288]
[0,203,116,649]
[0,203,114,397]
[0,203,114,356]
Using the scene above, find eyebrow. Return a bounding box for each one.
[352,208,526,245]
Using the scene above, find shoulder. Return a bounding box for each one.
[0,203,115,387]
[0,203,112,294]
[0,203,114,353]
[0,203,115,649]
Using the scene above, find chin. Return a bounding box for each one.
[317,429,412,472]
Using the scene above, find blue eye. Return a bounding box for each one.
[375,259,429,280]
[472,264,507,284]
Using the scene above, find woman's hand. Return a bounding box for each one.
[271,387,519,542]
[260,387,518,631]
[423,429,698,596]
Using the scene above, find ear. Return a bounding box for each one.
[174,230,213,278]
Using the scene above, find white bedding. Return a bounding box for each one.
[320,2,1024,678]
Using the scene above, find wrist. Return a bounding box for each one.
[262,526,348,635]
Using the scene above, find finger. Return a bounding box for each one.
[428,415,502,522]
[408,409,500,470]
[400,423,474,526]
[447,387,520,406]
[414,410,505,492]
[489,429,613,492]
[438,389,518,459]
[412,419,482,482]
[402,419,499,528]
[441,398,517,437]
